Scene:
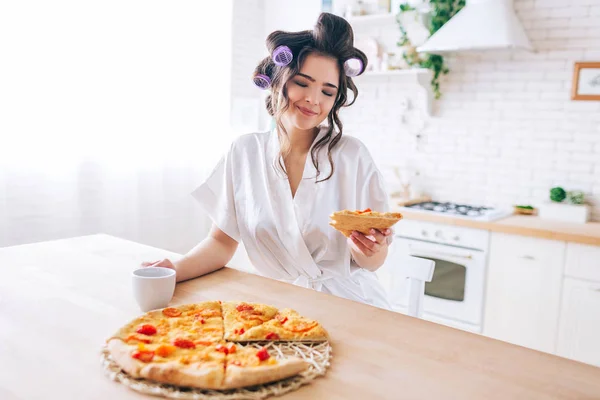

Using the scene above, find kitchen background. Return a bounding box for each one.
[233,0,600,367]
[233,0,600,221]
[2,0,600,369]
[3,0,598,251]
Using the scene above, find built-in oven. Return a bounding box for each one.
[379,220,490,333]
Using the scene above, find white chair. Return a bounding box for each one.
[399,255,435,318]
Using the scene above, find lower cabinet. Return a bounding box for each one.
[483,233,565,353]
[556,277,600,367]
[556,242,600,367]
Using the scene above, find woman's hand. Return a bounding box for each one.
[348,228,391,257]
[141,259,176,270]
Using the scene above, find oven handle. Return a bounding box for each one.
[408,245,473,260]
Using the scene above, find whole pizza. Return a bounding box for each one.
[106,301,328,390]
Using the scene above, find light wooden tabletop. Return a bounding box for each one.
[2,234,600,400]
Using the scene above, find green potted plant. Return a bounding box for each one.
[394,0,465,99]
[538,186,590,224]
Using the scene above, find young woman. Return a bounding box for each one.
[144,13,393,309]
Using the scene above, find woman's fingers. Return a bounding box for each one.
[141,261,158,267]
[140,259,175,269]
[369,229,388,245]
[350,236,374,256]
[350,231,380,255]
[154,259,175,269]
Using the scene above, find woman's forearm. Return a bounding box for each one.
[350,245,388,272]
[174,226,238,282]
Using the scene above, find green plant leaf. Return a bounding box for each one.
[396,0,465,98]
[515,205,534,210]
[550,187,567,203]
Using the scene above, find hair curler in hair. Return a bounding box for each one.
[343,57,364,77]
[272,45,293,67]
[253,74,271,89]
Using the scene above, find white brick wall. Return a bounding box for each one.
[232,0,600,221]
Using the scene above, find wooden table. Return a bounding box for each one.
[2,234,600,400]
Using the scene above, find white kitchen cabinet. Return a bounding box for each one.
[556,242,600,367]
[483,233,566,353]
[556,277,600,367]
[564,243,600,282]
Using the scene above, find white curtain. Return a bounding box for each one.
[0,1,234,253]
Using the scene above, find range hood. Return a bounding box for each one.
[416,0,533,54]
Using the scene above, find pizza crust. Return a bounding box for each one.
[107,339,146,378]
[329,210,403,237]
[222,358,308,389]
[140,360,224,390]
[107,339,225,389]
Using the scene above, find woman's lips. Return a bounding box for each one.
[297,105,317,117]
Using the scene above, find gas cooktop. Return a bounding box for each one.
[401,201,512,222]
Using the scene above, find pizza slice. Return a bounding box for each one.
[222,301,280,341]
[223,302,328,342]
[222,345,308,389]
[107,302,229,389]
[135,302,223,344]
[175,301,224,343]
[329,208,403,237]
[107,339,226,389]
[255,308,329,342]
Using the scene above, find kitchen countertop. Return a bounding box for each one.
[2,233,600,399]
[392,209,600,246]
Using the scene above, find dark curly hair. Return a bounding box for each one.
[253,12,367,182]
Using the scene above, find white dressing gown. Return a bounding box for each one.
[192,126,392,309]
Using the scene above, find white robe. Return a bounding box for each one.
[192,126,392,309]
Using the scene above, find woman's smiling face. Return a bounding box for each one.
[283,53,340,131]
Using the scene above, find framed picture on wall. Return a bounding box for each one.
[571,62,600,101]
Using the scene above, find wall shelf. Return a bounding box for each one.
[361,68,430,77]
[346,12,397,25]
[355,68,434,116]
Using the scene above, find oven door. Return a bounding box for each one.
[389,238,486,327]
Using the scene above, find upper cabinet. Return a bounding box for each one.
[484,232,565,353]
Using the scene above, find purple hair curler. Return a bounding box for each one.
[253,74,271,89]
[343,57,364,77]
[272,45,293,67]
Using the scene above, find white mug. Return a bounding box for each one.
[132,267,176,312]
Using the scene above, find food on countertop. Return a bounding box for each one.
[513,205,537,215]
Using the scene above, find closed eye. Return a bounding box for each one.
[295,80,334,97]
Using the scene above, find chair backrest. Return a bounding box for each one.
[399,255,435,318]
